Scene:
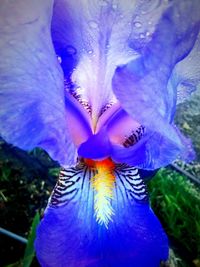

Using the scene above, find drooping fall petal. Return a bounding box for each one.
[0,0,76,166]
[35,163,168,267]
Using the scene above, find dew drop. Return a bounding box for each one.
[57,56,62,63]
[146,31,150,37]
[88,49,93,55]
[139,33,145,39]
[141,10,147,15]
[134,21,142,28]
[112,4,117,9]
[89,20,98,29]
[66,45,77,55]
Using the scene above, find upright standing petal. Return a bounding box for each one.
[0,0,76,166]
[51,1,165,120]
[112,0,200,168]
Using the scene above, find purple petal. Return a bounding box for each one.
[50,1,169,117]
[65,92,93,147]
[78,127,112,160]
[105,107,142,146]
[112,0,200,168]
[0,1,76,166]
[111,130,185,170]
[35,164,168,267]
[171,34,200,104]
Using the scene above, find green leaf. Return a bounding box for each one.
[48,167,60,176]
[22,211,40,267]
[4,262,22,267]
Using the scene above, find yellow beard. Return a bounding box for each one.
[90,159,116,227]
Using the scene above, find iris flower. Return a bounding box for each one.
[0,0,200,266]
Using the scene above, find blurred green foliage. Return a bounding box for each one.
[0,143,56,266]
[4,212,40,267]
[22,212,40,267]
[149,168,200,267]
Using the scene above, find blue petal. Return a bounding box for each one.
[111,130,185,170]
[51,1,165,115]
[35,164,168,267]
[78,128,112,160]
[170,34,200,105]
[65,92,93,147]
[0,1,76,166]
[112,0,200,168]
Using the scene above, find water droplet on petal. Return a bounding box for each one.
[134,21,142,28]
[146,31,150,36]
[89,20,98,29]
[141,10,147,15]
[139,33,145,39]
[57,56,62,64]
[88,50,93,55]
[66,45,77,55]
[112,4,117,9]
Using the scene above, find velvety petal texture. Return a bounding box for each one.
[35,164,168,267]
[112,0,200,168]
[0,0,76,166]
[51,0,168,118]
[78,128,112,159]
[111,131,184,169]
